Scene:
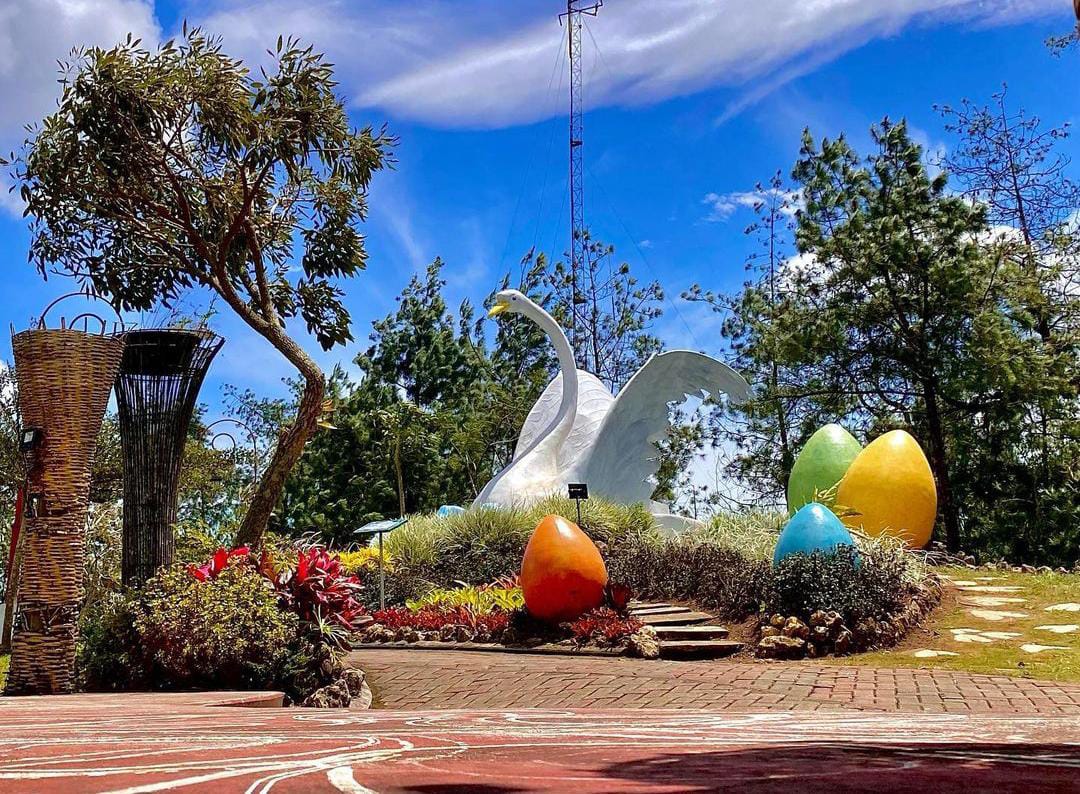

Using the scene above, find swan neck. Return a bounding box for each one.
[533,308,578,425]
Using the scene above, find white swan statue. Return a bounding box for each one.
[473,289,751,530]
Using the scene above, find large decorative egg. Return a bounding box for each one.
[773,502,856,565]
[520,514,608,623]
[787,424,862,515]
[836,429,937,548]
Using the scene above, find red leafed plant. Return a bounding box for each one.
[187,546,250,581]
[187,546,366,632]
[373,606,509,635]
[568,608,643,645]
[272,548,366,630]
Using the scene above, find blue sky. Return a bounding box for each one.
[1,0,1077,431]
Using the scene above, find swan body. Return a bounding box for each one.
[473,289,751,525]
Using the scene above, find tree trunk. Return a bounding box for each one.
[922,381,961,552]
[235,373,324,547]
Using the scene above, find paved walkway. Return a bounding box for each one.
[347,647,1080,714]
[1,692,1079,792]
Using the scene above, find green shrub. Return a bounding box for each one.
[78,592,147,691]
[765,544,910,625]
[174,519,229,564]
[381,498,656,590]
[136,564,299,690]
[607,532,771,619]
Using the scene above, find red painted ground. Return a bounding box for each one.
[1,692,1078,792]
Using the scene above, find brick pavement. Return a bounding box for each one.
[347,646,1080,715]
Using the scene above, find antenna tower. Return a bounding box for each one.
[560,0,602,354]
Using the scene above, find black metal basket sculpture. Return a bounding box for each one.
[115,328,223,586]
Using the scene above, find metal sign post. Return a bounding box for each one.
[568,483,589,525]
[355,518,408,610]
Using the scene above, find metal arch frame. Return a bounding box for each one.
[204,418,263,483]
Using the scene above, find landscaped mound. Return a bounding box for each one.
[368,503,938,661]
[79,545,370,706]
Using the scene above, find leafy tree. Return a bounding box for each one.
[786,119,1071,553]
[7,29,392,547]
[1045,2,1080,54]
[546,233,663,391]
[282,259,553,540]
[684,173,849,504]
[937,87,1079,341]
[936,89,1079,562]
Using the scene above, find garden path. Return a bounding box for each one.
[345,647,1080,714]
[837,569,1080,680]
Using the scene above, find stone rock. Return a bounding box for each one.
[439,625,457,642]
[809,610,829,628]
[825,611,845,639]
[760,625,779,638]
[1021,564,1036,574]
[628,626,660,659]
[302,681,349,709]
[833,628,853,655]
[756,634,807,660]
[770,614,786,629]
[301,668,371,710]
[781,617,810,641]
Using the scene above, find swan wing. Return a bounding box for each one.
[577,351,751,505]
[513,371,614,467]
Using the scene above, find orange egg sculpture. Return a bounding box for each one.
[836,429,938,549]
[520,514,608,623]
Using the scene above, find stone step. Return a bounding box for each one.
[630,609,695,622]
[653,624,729,641]
[637,611,713,626]
[660,639,743,660]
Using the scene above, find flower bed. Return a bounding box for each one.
[359,584,655,657]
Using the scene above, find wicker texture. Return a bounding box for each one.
[5,329,124,695]
[115,329,222,586]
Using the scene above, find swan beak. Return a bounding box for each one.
[487,302,510,318]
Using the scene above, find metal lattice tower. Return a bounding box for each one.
[561,0,602,353]
[115,328,223,586]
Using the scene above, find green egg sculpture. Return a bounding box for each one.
[786,424,862,515]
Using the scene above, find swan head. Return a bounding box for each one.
[487,289,529,318]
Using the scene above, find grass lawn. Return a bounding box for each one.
[829,567,1080,683]
[0,653,8,690]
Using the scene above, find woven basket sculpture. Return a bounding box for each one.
[115,328,222,586]
[5,327,124,695]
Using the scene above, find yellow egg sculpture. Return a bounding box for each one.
[836,429,937,549]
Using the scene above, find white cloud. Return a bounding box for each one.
[0,1,159,216]
[0,1,159,140]
[702,188,800,222]
[195,0,1062,129]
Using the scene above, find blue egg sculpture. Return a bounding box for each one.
[773,502,856,565]
[437,504,467,517]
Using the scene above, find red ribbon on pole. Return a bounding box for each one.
[5,486,24,587]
